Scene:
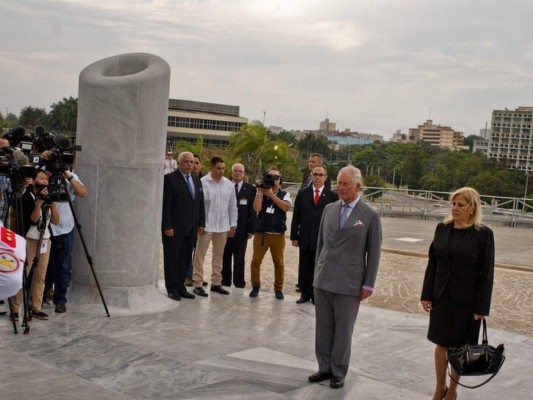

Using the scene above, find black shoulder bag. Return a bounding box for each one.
[446,319,505,389]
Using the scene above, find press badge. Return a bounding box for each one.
[266,206,275,214]
[240,199,247,206]
[40,240,48,254]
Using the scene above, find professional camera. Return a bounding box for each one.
[25,127,80,202]
[2,126,32,148]
[0,146,34,190]
[256,172,279,189]
[31,125,56,153]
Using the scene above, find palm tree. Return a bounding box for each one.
[229,121,289,177]
[48,97,78,134]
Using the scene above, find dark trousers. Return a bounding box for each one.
[298,247,316,299]
[163,233,194,294]
[314,288,361,378]
[222,237,248,287]
[44,229,74,305]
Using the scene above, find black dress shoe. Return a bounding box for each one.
[178,290,195,299]
[193,287,209,297]
[168,293,182,301]
[330,376,344,389]
[296,297,311,304]
[308,371,332,383]
[211,285,230,295]
[234,283,245,288]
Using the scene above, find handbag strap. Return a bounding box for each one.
[481,318,488,344]
[447,355,505,389]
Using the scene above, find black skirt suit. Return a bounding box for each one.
[421,222,495,347]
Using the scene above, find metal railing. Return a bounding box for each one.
[283,183,533,227]
[361,187,533,228]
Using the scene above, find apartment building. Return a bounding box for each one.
[408,119,464,149]
[489,106,533,172]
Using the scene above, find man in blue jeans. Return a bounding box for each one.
[44,169,88,313]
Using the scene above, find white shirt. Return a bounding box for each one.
[201,174,238,233]
[50,172,82,236]
[26,191,52,240]
[164,158,177,174]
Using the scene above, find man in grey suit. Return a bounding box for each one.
[308,165,382,389]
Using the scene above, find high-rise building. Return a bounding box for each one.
[319,118,336,133]
[489,106,533,172]
[408,120,464,149]
[166,99,248,150]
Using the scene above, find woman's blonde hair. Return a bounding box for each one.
[443,186,483,229]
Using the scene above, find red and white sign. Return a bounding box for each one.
[0,225,26,299]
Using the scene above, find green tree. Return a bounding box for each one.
[5,112,18,122]
[463,135,483,151]
[229,121,289,176]
[296,133,332,161]
[19,106,47,129]
[48,97,78,134]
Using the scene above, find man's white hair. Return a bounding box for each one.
[177,151,193,162]
[337,165,363,185]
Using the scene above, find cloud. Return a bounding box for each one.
[1,0,533,138]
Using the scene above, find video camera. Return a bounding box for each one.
[256,172,281,189]
[2,125,81,201]
[0,146,35,191]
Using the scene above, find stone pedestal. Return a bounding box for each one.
[70,53,175,315]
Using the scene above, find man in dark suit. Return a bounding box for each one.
[162,151,205,301]
[291,165,338,303]
[301,153,331,190]
[222,163,257,288]
[308,165,381,389]
[185,153,206,287]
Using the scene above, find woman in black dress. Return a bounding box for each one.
[421,187,494,400]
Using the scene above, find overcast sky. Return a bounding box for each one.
[1,0,533,139]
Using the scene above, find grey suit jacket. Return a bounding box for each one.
[314,198,382,296]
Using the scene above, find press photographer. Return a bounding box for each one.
[39,148,88,314]
[9,168,59,321]
[249,166,291,300]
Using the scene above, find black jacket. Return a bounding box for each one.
[234,181,257,239]
[421,222,495,315]
[290,186,338,251]
[161,170,205,236]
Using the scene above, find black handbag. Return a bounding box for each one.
[446,319,505,389]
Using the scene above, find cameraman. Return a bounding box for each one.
[9,168,59,321]
[249,166,291,300]
[41,151,88,313]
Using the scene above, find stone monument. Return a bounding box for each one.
[70,53,175,315]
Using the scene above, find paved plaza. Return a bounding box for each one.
[1,216,532,399]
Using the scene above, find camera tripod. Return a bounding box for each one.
[4,175,109,335]
[59,175,109,318]
[4,188,50,334]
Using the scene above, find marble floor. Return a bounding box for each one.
[1,284,532,400]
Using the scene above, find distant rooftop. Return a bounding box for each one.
[169,99,240,117]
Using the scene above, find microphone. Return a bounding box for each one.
[11,126,26,137]
[52,134,71,150]
[13,150,30,167]
[33,125,47,137]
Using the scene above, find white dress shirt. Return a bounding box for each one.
[201,174,238,232]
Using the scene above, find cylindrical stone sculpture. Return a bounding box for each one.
[70,53,175,315]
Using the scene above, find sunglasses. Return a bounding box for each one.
[312,173,325,177]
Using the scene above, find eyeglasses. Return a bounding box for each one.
[312,173,325,177]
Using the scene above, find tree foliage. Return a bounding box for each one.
[19,106,47,129]
[48,97,78,134]
[229,121,290,177]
